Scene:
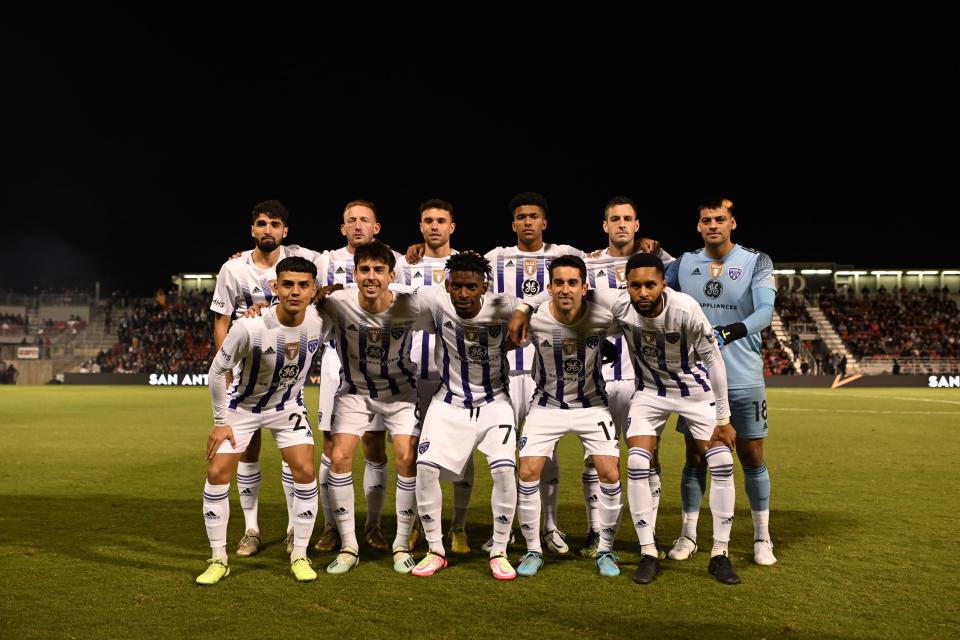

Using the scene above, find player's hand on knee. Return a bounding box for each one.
[710,423,736,450]
[207,425,236,459]
[243,303,269,319]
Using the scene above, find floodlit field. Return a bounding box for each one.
[1,386,958,639]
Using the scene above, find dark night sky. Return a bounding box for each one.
[2,13,955,295]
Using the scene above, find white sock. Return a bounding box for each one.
[489,463,517,555]
[597,481,623,553]
[540,450,560,533]
[393,475,417,550]
[518,480,542,553]
[319,454,333,529]
[582,466,600,533]
[236,462,260,533]
[649,464,662,535]
[292,481,318,560]
[203,481,230,555]
[452,456,475,529]
[363,458,387,530]
[681,511,700,541]
[280,461,295,533]
[627,447,655,546]
[752,509,771,542]
[327,471,357,550]
[706,446,735,552]
[416,464,445,555]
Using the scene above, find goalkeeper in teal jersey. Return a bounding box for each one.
[663,197,778,566]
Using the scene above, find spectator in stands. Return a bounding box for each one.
[3,363,17,385]
[838,354,847,376]
[892,359,901,375]
[801,359,810,375]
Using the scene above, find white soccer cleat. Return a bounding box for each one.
[542,529,569,555]
[481,531,515,553]
[753,539,778,566]
[667,536,698,561]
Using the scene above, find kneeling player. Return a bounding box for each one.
[197,257,329,585]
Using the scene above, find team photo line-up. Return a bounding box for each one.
[199,192,775,587]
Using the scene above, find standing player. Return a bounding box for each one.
[394,199,475,555]
[210,200,325,557]
[512,255,624,577]
[579,196,675,557]
[664,197,778,566]
[321,241,430,575]
[408,252,521,580]
[197,257,328,585]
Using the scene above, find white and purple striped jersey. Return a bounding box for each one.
[395,253,458,381]
[484,243,582,373]
[585,247,675,383]
[211,245,325,319]
[320,289,432,399]
[589,288,730,422]
[414,286,519,409]
[321,246,405,287]
[209,306,330,423]
[527,301,620,409]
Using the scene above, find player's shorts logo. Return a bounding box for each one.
[418,441,430,454]
[586,336,600,349]
[522,279,541,295]
[308,339,319,353]
[367,328,382,343]
[564,359,583,374]
[563,338,577,355]
[728,267,743,281]
[665,332,680,344]
[366,345,385,359]
[279,363,300,382]
[489,325,501,338]
[467,345,488,360]
[704,280,723,298]
[391,327,404,340]
[518,436,527,450]
[464,325,480,342]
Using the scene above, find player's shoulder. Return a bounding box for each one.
[219,251,251,272]
[665,287,701,310]
[484,246,509,259]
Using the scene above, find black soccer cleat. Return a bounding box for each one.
[632,554,661,585]
[708,553,741,585]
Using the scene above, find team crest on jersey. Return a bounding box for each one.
[467,345,488,360]
[522,279,541,295]
[464,325,480,342]
[710,262,723,278]
[524,258,538,276]
[562,338,577,355]
[391,327,404,340]
[518,436,527,450]
[308,339,319,353]
[615,265,626,282]
[366,345,385,359]
[489,325,501,339]
[285,343,300,360]
[418,441,430,454]
[432,269,445,284]
[586,336,600,349]
[728,267,743,281]
[564,359,583,374]
[704,280,723,299]
[367,328,382,343]
[642,331,657,345]
[665,333,680,344]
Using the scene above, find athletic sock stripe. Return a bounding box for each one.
[320,457,332,467]
[628,447,652,458]
[203,492,229,501]
[518,487,540,495]
[488,461,517,470]
[417,460,441,469]
[600,486,622,496]
[489,459,514,466]
[366,460,388,469]
[705,447,730,458]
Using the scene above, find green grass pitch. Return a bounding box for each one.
[1,386,958,639]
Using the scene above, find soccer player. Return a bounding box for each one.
[210,200,325,558]
[321,241,431,575]
[313,199,407,554]
[408,252,521,580]
[512,255,624,578]
[579,196,675,557]
[394,199,475,555]
[197,257,328,585]
[664,197,778,566]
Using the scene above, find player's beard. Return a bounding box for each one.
[257,236,279,252]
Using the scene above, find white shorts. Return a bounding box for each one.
[627,392,716,441]
[217,407,315,454]
[317,348,385,433]
[605,379,635,437]
[508,372,536,427]
[331,390,420,438]
[519,404,620,460]
[418,395,516,476]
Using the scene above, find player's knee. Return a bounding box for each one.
[736,439,764,467]
[518,466,540,483]
[596,467,619,484]
[207,463,233,486]
[684,445,704,468]
[705,446,734,480]
[394,450,416,475]
[362,436,386,463]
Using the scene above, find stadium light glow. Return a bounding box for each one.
[906,271,939,275]
[835,271,868,276]
[940,271,960,275]
[773,269,796,275]
[801,269,833,275]
[183,274,215,279]
[870,271,903,276]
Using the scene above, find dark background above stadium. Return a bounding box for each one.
[2,12,955,295]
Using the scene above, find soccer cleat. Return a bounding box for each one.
[410,552,447,577]
[284,529,294,555]
[313,524,340,552]
[290,557,317,582]
[708,552,741,585]
[449,526,471,555]
[542,529,569,554]
[392,546,417,574]
[667,536,698,561]
[516,551,544,577]
[632,554,661,584]
[481,531,515,553]
[579,530,600,558]
[364,525,390,551]
[753,539,778,566]
[489,552,517,581]
[236,530,261,557]
[654,536,667,560]
[195,558,230,586]
[325,547,359,575]
[408,518,424,551]
[596,551,621,577]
